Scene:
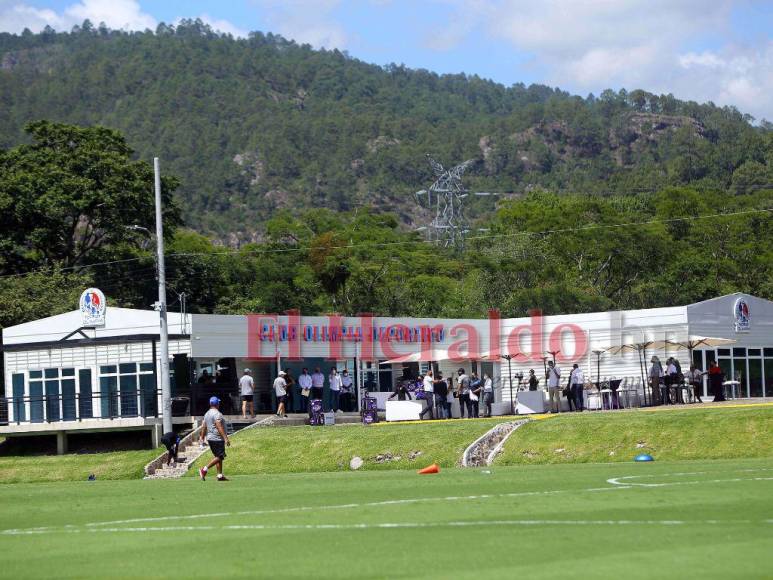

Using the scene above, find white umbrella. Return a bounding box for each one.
[664,336,736,358]
[604,340,669,406]
[379,347,460,365]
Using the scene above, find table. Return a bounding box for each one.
[722,380,740,400]
[515,390,548,414]
[385,400,423,421]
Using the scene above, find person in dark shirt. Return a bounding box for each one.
[160,431,180,467]
[434,373,449,419]
[528,369,539,391]
[709,361,725,402]
[388,381,413,401]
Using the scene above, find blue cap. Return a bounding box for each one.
[209,396,220,406]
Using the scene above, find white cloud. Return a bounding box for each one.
[0,0,156,32]
[677,42,773,119]
[432,0,772,120]
[64,0,155,30]
[252,0,347,49]
[188,13,248,38]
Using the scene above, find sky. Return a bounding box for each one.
[1,0,771,121]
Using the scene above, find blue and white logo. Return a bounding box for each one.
[733,298,750,333]
[79,288,106,327]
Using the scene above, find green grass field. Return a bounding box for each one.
[0,457,770,579]
[498,406,773,464]
[1,406,772,578]
[0,448,160,484]
[191,417,505,475]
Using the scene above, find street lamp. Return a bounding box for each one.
[126,160,172,434]
[500,353,520,416]
[592,349,604,390]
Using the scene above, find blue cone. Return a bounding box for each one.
[634,454,654,462]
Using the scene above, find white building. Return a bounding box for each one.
[1,292,771,450]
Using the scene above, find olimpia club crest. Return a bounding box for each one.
[733,298,750,333]
[79,288,106,327]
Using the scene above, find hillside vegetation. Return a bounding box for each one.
[1,20,771,240]
[1,22,771,327]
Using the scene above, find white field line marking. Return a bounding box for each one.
[5,468,771,537]
[1,519,768,536]
[607,467,773,487]
[84,486,631,529]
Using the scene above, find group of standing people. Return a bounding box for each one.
[649,356,727,404]
[237,366,357,419]
[545,361,586,413]
[411,368,494,420]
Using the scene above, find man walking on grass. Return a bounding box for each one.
[199,396,230,482]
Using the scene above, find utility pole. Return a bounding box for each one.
[154,157,172,434]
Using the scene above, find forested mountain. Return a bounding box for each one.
[1,21,772,328]
[1,20,771,243]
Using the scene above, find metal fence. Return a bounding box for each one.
[0,390,162,426]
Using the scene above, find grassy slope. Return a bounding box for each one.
[498,406,773,465]
[191,418,505,475]
[0,448,161,484]
[0,459,771,578]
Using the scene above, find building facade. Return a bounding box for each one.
[1,292,771,448]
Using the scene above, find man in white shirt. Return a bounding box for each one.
[239,369,255,419]
[570,364,585,412]
[329,368,343,412]
[298,368,312,413]
[419,370,435,420]
[310,368,325,401]
[547,360,562,413]
[273,371,288,417]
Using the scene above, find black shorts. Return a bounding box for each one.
[241,395,253,402]
[276,395,287,404]
[208,440,226,460]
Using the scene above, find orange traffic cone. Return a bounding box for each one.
[418,463,440,475]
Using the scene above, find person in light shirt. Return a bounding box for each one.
[239,368,255,419]
[298,368,312,413]
[547,360,562,413]
[329,368,343,412]
[273,371,288,418]
[340,369,354,412]
[686,364,705,403]
[311,367,325,402]
[482,372,494,417]
[419,370,435,420]
[570,364,585,412]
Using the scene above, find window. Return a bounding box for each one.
[11,374,25,422]
[28,372,43,423]
[100,362,155,418]
[79,369,93,419]
[363,361,393,393]
[44,368,60,422]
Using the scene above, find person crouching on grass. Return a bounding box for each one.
[199,396,230,482]
[161,431,180,467]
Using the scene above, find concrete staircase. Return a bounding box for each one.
[143,412,370,480]
[144,443,210,479]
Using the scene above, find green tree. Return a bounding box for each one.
[0,121,180,273]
